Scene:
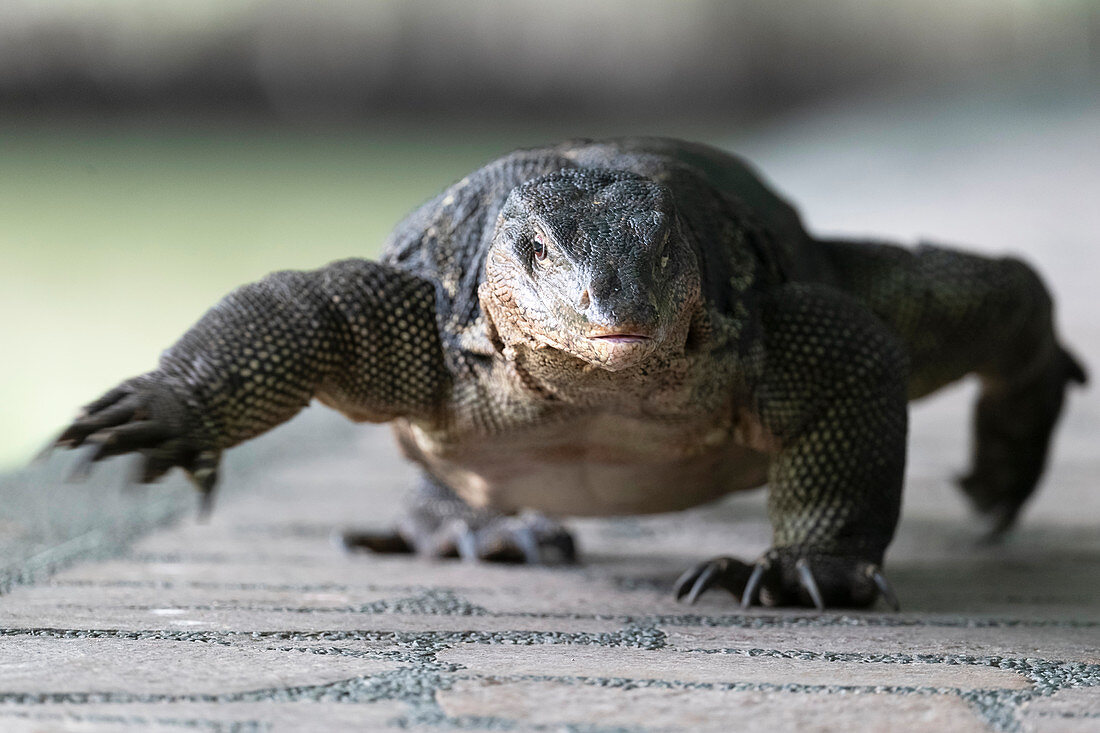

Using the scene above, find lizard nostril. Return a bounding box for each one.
[578,289,591,310]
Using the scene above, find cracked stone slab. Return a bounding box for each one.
[436,678,992,732]
[0,700,417,732]
[47,555,596,590]
[459,575,690,617]
[0,637,398,696]
[0,600,624,635]
[125,528,338,561]
[0,581,404,611]
[436,644,1032,691]
[1018,689,1100,733]
[661,622,1100,664]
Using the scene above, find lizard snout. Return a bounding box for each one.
[584,271,660,339]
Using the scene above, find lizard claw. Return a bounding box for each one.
[348,511,576,565]
[868,565,901,611]
[675,550,898,609]
[674,559,714,602]
[453,520,479,562]
[53,375,223,517]
[673,556,754,604]
[684,561,720,605]
[188,450,221,522]
[461,516,572,564]
[795,558,826,610]
[740,559,768,609]
[508,523,543,565]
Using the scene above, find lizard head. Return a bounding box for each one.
[482,168,701,371]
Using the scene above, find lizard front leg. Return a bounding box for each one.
[53,259,451,511]
[677,284,908,609]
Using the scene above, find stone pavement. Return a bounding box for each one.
[1,396,1098,733]
[2,97,1098,732]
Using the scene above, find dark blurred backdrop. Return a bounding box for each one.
[3,0,1097,125]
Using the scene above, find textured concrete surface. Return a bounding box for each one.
[2,97,1098,732]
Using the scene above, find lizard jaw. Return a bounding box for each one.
[583,333,658,370]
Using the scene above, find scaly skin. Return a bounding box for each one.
[54,138,1086,609]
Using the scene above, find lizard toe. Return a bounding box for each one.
[342,511,576,565]
[756,549,894,610]
[677,549,901,610]
[673,556,755,604]
[455,513,576,564]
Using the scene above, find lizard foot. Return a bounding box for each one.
[341,512,577,565]
[50,376,222,517]
[674,548,899,611]
[959,345,1088,541]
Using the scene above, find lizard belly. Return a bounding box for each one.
[393,415,771,517]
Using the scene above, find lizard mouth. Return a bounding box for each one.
[588,334,653,344]
[582,328,659,370]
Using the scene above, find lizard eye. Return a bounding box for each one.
[531,231,548,261]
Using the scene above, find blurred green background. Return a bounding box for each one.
[2,0,1097,469]
[0,126,531,467]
